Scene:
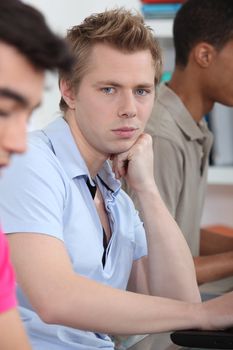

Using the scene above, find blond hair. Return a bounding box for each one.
[59,8,162,112]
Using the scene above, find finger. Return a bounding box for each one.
[112,154,129,179]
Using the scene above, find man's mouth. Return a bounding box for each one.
[111,127,138,138]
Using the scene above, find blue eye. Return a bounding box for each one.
[136,89,147,96]
[102,87,115,94]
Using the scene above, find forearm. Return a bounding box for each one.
[135,186,200,302]
[194,251,233,285]
[42,273,200,335]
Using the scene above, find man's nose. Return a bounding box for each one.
[117,92,137,119]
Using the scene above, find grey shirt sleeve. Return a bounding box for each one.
[152,135,184,218]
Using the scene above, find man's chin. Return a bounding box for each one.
[111,141,137,155]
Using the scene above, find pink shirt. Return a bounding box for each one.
[0,229,17,313]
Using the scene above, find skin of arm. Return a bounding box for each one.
[8,233,200,335]
[0,308,32,350]
[112,133,200,302]
[8,232,233,335]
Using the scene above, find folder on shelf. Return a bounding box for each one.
[141,3,182,19]
[141,0,185,3]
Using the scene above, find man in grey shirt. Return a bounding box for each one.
[147,83,213,258]
[148,0,233,287]
[124,0,233,288]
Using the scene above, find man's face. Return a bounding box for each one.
[205,39,233,106]
[0,42,45,169]
[70,43,156,158]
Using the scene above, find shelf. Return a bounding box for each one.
[208,166,233,185]
[145,19,173,38]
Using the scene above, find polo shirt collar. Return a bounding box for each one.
[43,117,121,193]
[158,83,208,141]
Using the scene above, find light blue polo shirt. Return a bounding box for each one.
[0,117,147,350]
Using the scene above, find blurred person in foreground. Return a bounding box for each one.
[0,0,72,348]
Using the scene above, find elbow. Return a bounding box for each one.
[34,297,84,329]
[33,298,63,325]
[35,303,57,325]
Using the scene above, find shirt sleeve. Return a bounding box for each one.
[0,230,17,313]
[152,136,184,218]
[0,141,67,240]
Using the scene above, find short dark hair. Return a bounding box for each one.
[173,0,233,67]
[59,8,162,113]
[0,0,73,73]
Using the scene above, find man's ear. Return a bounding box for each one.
[193,42,215,68]
[59,78,76,109]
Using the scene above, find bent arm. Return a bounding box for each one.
[6,233,203,335]
[9,233,233,334]
[112,134,200,302]
[136,186,200,301]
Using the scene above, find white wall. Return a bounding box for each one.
[23,0,141,130]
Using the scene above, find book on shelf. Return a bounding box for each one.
[160,71,172,83]
[141,3,182,19]
[208,103,233,166]
[141,0,185,3]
